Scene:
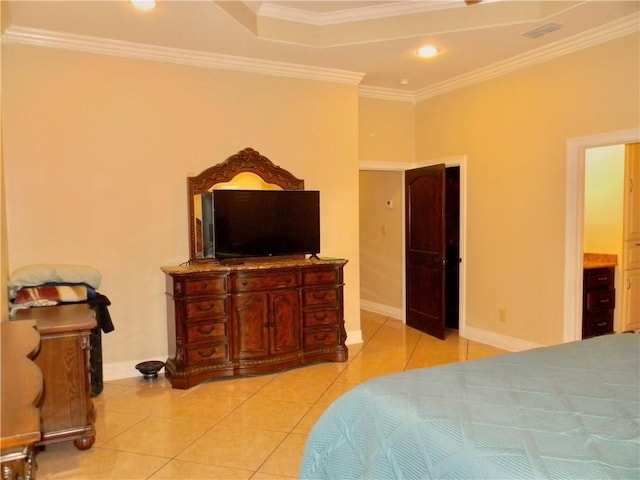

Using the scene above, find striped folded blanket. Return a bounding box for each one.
[12,284,93,310]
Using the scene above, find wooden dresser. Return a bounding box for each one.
[1,320,42,480]
[582,265,616,338]
[14,305,97,450]
[162,258,348,389]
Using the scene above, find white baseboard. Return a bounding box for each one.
[360,299,545,353]
[461,324,545,352]
[103,358,165,382]
[346,328,363,345]
[102,332,368,381]
[102,312,546,381]
[360,299,403,320]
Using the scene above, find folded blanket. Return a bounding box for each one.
[11,285,115,335]
[10,283,93,317]
[14,284,91,305]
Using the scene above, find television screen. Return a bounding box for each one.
[210,190,320,259]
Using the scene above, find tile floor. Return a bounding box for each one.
[36,311,507,479]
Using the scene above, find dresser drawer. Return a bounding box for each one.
[303,268,339,286]
[184,276,227,296]
[185,298,227,320]
[304,309,338,327]
[304,287,338,307]
[186,344,229,365]
[232,271,298,291]
[186,322,227,343]
[304,328,338,348]
[582,312,613,338]
[586,290,615,312]
[584,268,614,290]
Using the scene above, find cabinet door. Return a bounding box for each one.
[270,290,300,355]
[231,293,270,360]
[36,332,94,444]
[622,269,640,331]
[624,143,640,242]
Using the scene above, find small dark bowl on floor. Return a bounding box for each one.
[135,360,165,380]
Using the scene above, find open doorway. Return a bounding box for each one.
[404,164,460,339]
[564,128,640,342]
[584,145,625,336]
[358,156,467,337]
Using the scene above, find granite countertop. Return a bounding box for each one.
[161,256,347,274]
[584,253,618,269]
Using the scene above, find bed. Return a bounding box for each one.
[299,333,640,479]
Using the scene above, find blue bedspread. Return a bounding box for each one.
[299,334,640,479]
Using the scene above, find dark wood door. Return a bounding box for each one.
[405,164,447,339]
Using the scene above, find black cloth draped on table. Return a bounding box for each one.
[87,293,114,396]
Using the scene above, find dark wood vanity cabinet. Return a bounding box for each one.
[582,266,615,338]
[163,259,348,389]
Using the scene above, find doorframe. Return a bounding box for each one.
[404,155,468,335]
[564,127,640,342]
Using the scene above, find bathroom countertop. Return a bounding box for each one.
[583,252,618,269]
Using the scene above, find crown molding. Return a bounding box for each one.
[355,12,639,103]
[257,1,457,27]
[3,10,637,100]
[415,12,640,102]
[1,26,365,86]
[359,161,415,171]
[358,86,416,104]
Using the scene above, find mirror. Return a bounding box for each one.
[187,148,304,261]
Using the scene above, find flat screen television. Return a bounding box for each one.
[204,190,320,260]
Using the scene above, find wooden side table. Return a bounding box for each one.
[14,305,97,450]
[1,320,42,480]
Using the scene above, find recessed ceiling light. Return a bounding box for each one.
[417,45,439,58]
[131,0,156,11]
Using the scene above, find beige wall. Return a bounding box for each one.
[359,97,415,164]
[584,145,625,258]
[359,170,404,314]
[0,3,6,323]
[358,97,413,315]
[1,156,7,323]
[2,44,361,375]
[413,33,639,345]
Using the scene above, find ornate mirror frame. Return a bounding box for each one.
[188,147,305,262]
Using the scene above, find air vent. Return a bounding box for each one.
[521,22,564,39]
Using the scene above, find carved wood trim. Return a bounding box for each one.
[188,148,305,262]
[189,147,304,195]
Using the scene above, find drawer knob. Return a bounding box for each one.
[197,347,216,358]
[597,322,607,327]
[314,313,327,321]
[313,333,328,341]
[313,292,328,300]
[197,325,215,335]
[196,303,214,312]
[242,280,249,286]
[599,298,610,304]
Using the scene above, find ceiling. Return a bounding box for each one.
[2,1,639,101]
